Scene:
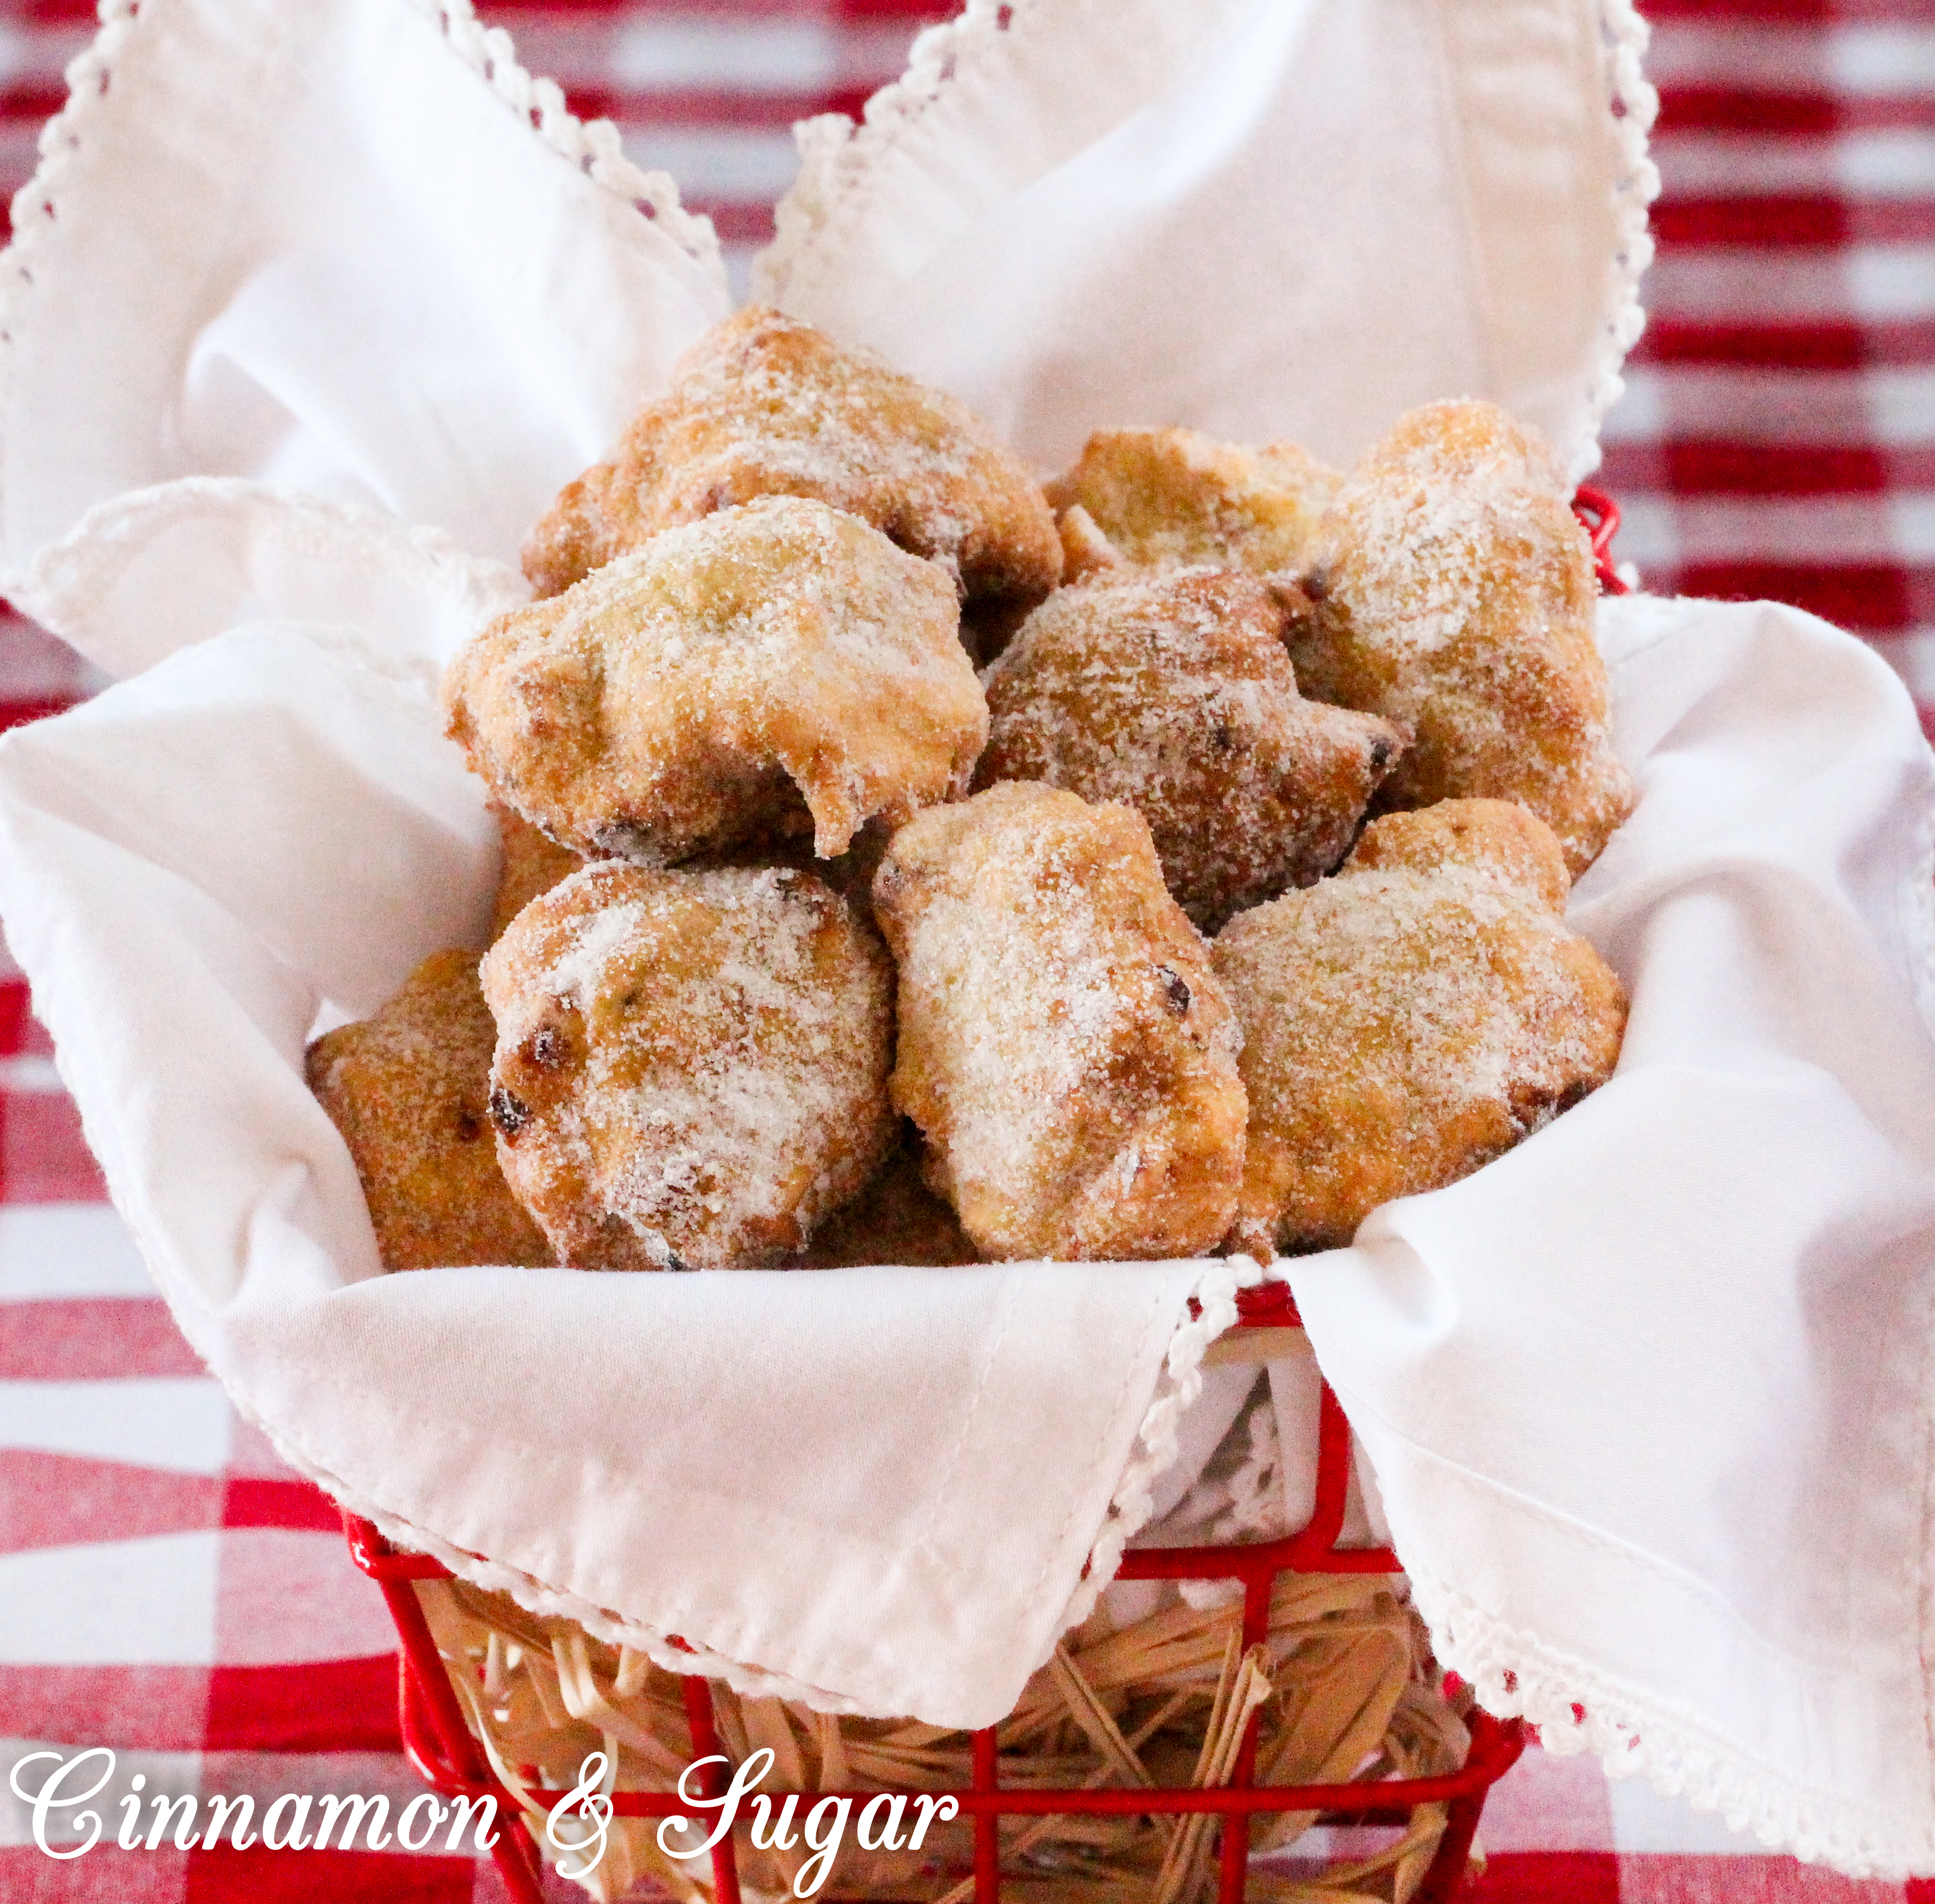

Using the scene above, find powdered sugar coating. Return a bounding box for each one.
[1212,799,1626,1253]
[874,782,1248,1262]
[522,305,1062,606]
[480,861,895,1270]
[1287,400,1633,878]
[977,568,1410,931]
[1053,428,1341,577]
[445,497,987,864]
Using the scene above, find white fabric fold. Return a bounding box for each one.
[762,0,1653,481]
[1290,594,1935,1872]
[11,480,528,682]
[0,0,730,632]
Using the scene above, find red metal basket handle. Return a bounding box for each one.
[1573,484,1628,595]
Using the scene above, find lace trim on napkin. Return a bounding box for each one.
[1405,1556,1935,1878]
[1151,1384,1289,1614]
[0,0,145,521]
[1055,1253,1266,1635]
[1580,0,1660,475]
[410,0,721,281]
[760,0,1038,306]
[0,0,719,294]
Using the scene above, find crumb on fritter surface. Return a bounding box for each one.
[1054,427,1340,577]
[1286,399,1632,878]
[521,304,1061,610]
[446,496,987,867]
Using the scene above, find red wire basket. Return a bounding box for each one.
[344,1283,1526,1904]
[342,490,1628,1903]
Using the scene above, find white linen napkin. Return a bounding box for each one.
[3,0,1934,1876]
[1292,590,1935,1871]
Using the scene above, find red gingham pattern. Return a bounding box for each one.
[1,1,1933,1897]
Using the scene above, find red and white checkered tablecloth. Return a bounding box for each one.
[1,1,1932,1897]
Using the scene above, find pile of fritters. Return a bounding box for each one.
[312,308,1629,1273]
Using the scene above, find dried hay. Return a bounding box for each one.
[412,1561,1469,1904]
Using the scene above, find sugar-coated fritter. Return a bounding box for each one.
[796,1127,979,1269]
[491,805,584,941]
[873,782,1248,1262]
[976,570,1410,932]
[480,861,894,1270]
[1212,799,1626,1255]
[1052,428,1341,577]
[446,497,986,866]
[523,305,1062,608]
[1287,399,1632,878]
[306,949,553,1271]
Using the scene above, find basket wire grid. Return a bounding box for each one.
[344,1284,1528,1904]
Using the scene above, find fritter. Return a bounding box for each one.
[976,568,1409,931]
[522,304,1061,609]
[1052,428,1340,577]
[445,496,986,865]
[306,949,553,1271]
[480,861,895,1271]
[1286,399,1632,878]
[1212,799,1627,1255]
[873,782,1248,1262]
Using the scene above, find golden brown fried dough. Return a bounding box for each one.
[446,497,986,865]
[480,861,894,1270]
[1054,504,1124,584]
[306,950,553,1271]
[1348,792,1573,911]
[1287,399,1632,877]
[522,305,1061,608]
[491,806,584,941]
[874,782,1248,1262]
[976,569,1410,932]
[796,1127,979,1268]
[1057,428,1340,576]
[1212,799,1626,1255]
